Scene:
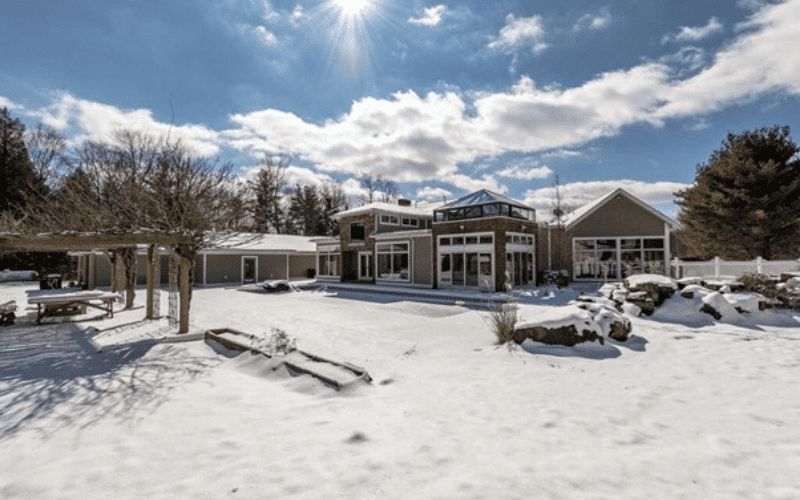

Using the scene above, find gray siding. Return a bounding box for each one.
[290,254,315,279]
[571,195,665,238]
[412,235,433,285]
[258,254,287,281]
[205,254,241,284]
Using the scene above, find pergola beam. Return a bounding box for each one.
[0,232,192,252]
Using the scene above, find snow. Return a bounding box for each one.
[2,281,800,499]
[625,274,678,290]
[332,201,441,219]
[516,304,602,337]
[0,269,37,282]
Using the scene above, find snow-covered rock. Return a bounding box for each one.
[514,305,604,346]
[625,274,677,307]
[569,298,632,341]
[723,292,767,313]
[700,292,742,321]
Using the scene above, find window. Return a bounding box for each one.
[380,214,399,225]
[317,250,340,277]
[440,237,451,246]
[574,237,667,280]
[401,217,418,227]
[465,236,478,245]
[377,241,410,281]
[453,236,464,245]
[350,223,365,241]
[479,235,493,244]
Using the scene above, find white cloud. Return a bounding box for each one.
[488,14,549,55]
[24,92,222,156]
[447,173,506,194]
[292,4,303,20]
[655,0,800,118]
[523,180,690,217]
[0,95,20,111]
[659,46,705,72]
[253,25,278,45]
[409,5,447,27]
[416,186,453,201]
[541,149,584,159]
[662,16,723,44]
[497,164,553,180]
[573,8,611,32]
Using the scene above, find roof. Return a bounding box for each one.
[333,201,442,220]
[560,188,678,230]
[201,233,317,253]
[372,229,432,240]
[436,189,532,211]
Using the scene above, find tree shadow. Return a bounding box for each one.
[0,321,220,441]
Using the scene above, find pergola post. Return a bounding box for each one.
[146,245,156,320]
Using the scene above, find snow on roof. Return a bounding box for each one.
[202,233,317,253]
[333,201,443,220]
[559,188,678,229]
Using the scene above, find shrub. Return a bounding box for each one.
[259,327,297,356]
[737,273,800,309]
[490,301,518,345]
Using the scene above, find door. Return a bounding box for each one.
[466,253,478,287]
[452,253,465,286]
[242,257,257,284]
[478,253,493,291]
[439,254,452,286]
[358,252,373,280]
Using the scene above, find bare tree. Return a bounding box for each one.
[376,175,398,203]
[549,174,574,273]
[360,172,377,203]
[25,124,67,187]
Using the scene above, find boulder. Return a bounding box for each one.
[513,323,604,346]
[700,292,741,321]
[625,291,655,315]
[625,274,677,306]
[514,305,605,346]
[569,299,632,341]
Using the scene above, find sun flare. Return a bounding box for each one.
[333,0,371,16]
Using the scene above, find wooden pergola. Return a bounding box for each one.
[0,231,195,333]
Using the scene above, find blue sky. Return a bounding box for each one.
[2,0,799,218]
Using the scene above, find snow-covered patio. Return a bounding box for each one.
[1,281,800,499]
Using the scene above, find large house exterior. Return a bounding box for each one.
[316,187,679,290]
[316,190,538,292]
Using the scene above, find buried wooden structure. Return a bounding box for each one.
[205,328,372,389]
[0,231,195,333]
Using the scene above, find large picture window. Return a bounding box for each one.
[574,237,667,280]
[350,223,365,241]
[377,242,409,281]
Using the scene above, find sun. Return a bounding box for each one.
[333,0,371,17]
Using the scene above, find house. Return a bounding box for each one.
[74,234,317,288]
[315,187,679,289]
[316,190,538,292]
[549,187,679,281]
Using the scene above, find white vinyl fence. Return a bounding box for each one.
[671,257,800,279]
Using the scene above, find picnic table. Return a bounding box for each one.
[27,289,122,323]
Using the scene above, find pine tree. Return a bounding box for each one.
[249,155,288,233]
[676,125,800,260]
[0,107,47,216]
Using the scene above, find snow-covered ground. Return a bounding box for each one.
[1,281,800,499]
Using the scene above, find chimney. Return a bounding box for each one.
[397,199,411,207]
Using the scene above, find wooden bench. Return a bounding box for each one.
[27,290,121,323]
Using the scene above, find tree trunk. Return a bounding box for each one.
[119,247,137,309]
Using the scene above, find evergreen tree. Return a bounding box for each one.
[249,155,288,233]
[676,125,800,260]
[0,107,47,216]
